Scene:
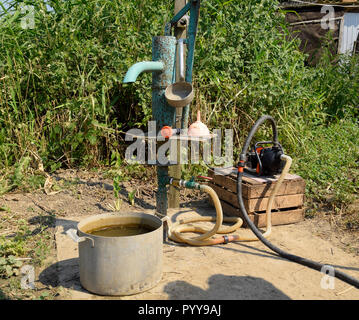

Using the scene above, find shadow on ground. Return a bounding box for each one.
[39,259,291,300]
[163,274,291,300]
[39,257,86,294]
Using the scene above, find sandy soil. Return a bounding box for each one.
[1,169,359,300]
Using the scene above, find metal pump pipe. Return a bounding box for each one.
[123,61,164,83]
[123,36,177,216]
[124,0,201,216]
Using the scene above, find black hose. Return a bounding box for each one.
[237,115,359,289]
[241,115,279,153]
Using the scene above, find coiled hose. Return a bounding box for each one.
[166,183,243,246]
[236,115,359,289]
[166,147,291,245]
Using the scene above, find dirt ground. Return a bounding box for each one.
[1,169,359,300]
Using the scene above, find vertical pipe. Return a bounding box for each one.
[178,39,185,81]
[181,0,201,129]
[169,0,188,210]
[152,36,177,216]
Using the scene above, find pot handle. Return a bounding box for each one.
[66,228,95,248]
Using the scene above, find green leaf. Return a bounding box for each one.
[88,135,97,145]
[5,265,13,277]
[40,291,50,300]
[7,255,16,264]
[14,260,23,268]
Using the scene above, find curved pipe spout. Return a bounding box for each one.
[123,61,164,83]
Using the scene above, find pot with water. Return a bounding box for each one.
[66,212,163,296]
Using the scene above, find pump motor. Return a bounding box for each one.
[245,142,285,176]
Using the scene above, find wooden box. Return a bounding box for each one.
[207,168,305,228]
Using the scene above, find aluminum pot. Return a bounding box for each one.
[66,212,163,296]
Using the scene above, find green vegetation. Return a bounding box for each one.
[0,212,54,264]
[0,255,24,278]
[0,208,56,300]
[0,0,357,300]
[291,120,359,209]
[0,1,358,220]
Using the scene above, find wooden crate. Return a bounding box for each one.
[207,168,305,228]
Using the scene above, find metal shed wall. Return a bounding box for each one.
[338,12,359,54]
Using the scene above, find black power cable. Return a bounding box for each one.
[236,115,359,289]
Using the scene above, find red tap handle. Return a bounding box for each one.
[161,126,173,139]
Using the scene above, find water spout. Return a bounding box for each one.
[123,61,164,83]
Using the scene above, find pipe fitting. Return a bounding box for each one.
[169,177,201,190]
[123,61,164,83]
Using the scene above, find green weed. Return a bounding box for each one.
[0,0,358,216]
[291,119,359,208]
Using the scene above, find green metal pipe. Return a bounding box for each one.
[163,0,201,129]
[122,36,176,217]
[181,0,201,129]
[123,61,164,83]
[152,36,177,216]
[164,1,191,35]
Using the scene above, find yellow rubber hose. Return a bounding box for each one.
[166,154,292,246]
[236,153,293,241]
[167,184,243,246]
[262,154,293,238]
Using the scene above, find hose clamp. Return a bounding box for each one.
[222,235,229,244]
[237,161,245,168]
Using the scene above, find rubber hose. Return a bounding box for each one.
[237,116,359,289]
[167,176,284,244]
[241,115,279,154]
[258,154,292,238]
[167,184,243,246]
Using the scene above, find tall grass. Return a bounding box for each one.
[0,0,171,170]
[0,0,358,209]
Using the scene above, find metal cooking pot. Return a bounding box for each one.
[66,212,163,296]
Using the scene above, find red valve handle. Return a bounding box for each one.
[161,126,173,139]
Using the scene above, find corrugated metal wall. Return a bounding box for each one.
[338,13,359,54]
